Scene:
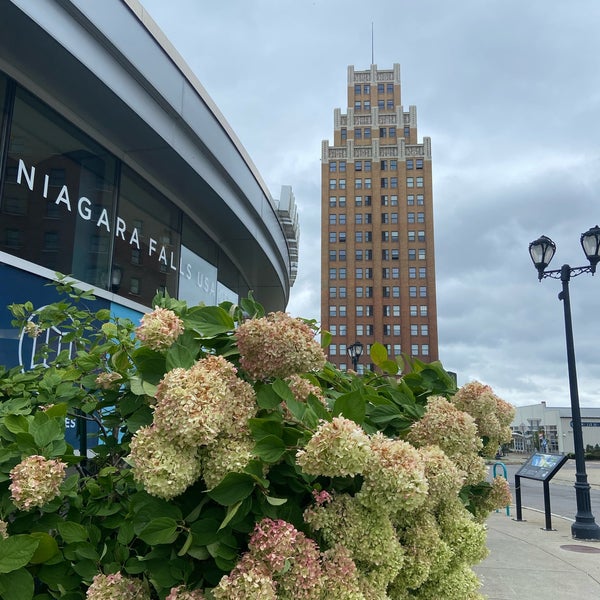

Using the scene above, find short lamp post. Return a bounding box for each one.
[529,225,600,540]
[347,341,364,372]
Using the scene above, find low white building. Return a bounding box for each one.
[512,402,600,455]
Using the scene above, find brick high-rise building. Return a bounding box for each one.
[321,64,438,373]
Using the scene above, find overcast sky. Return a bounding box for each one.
[140,0,600,409]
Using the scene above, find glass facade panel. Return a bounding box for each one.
[1,87,118,288]
[114,165,181,305]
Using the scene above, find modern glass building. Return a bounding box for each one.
[0,0,299,368]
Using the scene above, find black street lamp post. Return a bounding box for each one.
[347,341,364,372]
[529,225,600,540]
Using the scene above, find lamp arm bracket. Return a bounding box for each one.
[540,265,593,281]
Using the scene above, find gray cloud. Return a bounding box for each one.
[141,0,600,408]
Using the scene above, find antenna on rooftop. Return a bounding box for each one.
[371,22,374,65]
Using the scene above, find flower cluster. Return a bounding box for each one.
[470,476,512,522]
[283,374,327,418]
[135,307,184,351]
[407,396,487,484]
[215,518,365,600]
[166,585,206,600]
[451,381,515,456]
[212,554,277,600]
[9,455,66,510]
[130,355,256,498]
[0,520,7,539]
[236,312,326,380]
[129,425,201,500]
[357,434,428,514]
[24,320,42,338]
[418,445,465,511]
[86,573,149,600]
[304,493,404,596]
[200,434,255,489]
[296,417,372,477]
[153,355,256,447]
[95,371,123,389]
[321,545,365,600]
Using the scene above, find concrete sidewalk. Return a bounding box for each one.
[475,458,600,599]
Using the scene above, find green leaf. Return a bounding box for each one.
[58,522,88,544]
[31,417,63,448]
[370,342,388,365]
[208,472,256,506]
[255,384,283,410]
[218,501,242,531]
[321,330,332,349]
[166,340,196,371]
[185,306,235,337]
[272,378,295,403]
[248,417,283,440]
[0,535,39,573]
[307,394,331,421]
[378,360,400,375]
[2,415,29,435]
[253,435,286,463]
[266,496,288,506]
[138,517,179,545]
[333,390,366,425]
[190,519,221,546]
[177,531,194,556]
[29,532,59,564]
[0,568,34,600]
[132,348,166,385]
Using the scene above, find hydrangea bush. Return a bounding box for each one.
[0,277,514,599]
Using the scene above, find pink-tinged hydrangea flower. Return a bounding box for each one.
[129,425,201,499]
[212,554,277,600]
[408,396,482,459]
[283,374,327,419]
[95,371,123,390]
[469,475,513,522]
[304,493,404,590]
[166,585,206,600]
[153,355,256,447]
[321,545,365,600]
[236,312,326,381]
[248,518,300,572]
[296,417,372,477]
[86,572,149,600]
[418,445,465,511]
[488,475,512,509]
[135,307,184,351]
[9,455,66,511]
[200,433,256,489]
[357,434,428,514]
[248,519,323,599]
[312,489,332,506]
[451,382,515,457]
[285,374,326,404]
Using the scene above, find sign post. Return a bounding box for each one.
[514,453,569,531]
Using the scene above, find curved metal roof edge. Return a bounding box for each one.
[122,0,276,209]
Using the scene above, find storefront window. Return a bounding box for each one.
[1,86,117,289]
[113,166,180,305]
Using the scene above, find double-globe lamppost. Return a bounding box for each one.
[347,341,364,372]
[529,225,600,540]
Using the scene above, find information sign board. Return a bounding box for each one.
[515,453,568,481]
